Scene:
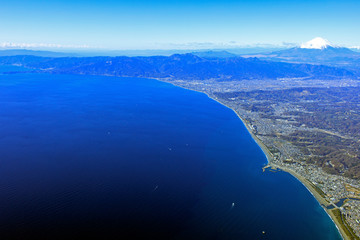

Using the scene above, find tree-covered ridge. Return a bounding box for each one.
[0,53,356,80]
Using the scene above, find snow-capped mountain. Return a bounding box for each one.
[246,38,360,73]
[300,37,334,49]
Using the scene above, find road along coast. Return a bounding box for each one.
[207,93,350,240]
[208,93,350,240]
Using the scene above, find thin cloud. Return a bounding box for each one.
[0,42,96,49]
[153,41,296,50]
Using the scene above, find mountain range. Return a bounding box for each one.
[0,38,359,81]
[0,53,356,81]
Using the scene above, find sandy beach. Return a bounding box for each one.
[208,94,352,240]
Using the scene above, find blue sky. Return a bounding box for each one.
[0,0,359,50]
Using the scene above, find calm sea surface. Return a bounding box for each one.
[0,70,342,239]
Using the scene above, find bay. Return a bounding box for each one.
[0,72,341,239]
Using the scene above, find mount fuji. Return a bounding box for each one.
[245,37,360,72]
[300,37,334,49]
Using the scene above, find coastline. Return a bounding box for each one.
[155,78,349,240]
[207,94,349,240]
[208,93,349,240]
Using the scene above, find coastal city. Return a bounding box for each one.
[163,78,360,240]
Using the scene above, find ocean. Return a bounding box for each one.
[0,71,342,239]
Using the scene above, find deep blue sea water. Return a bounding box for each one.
[0,71,342,239]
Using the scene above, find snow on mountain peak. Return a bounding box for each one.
[300,37,333,49]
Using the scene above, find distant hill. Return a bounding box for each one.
[0,49,79,58]
[191,50,238,58]
[259,46,360,64]
[0,53,356,80]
